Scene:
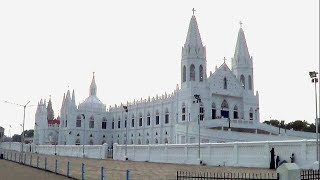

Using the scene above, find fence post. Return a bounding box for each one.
[37,156,39,168]
[126,169,130,180]
[67,161,70,177]
[81,163,85,180]
[100,166,104,180]
[30,154,32,165]
[24,153,26,164]
[45,157,47,170]
[55,159,58,174]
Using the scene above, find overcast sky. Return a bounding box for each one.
[0,0,319,136]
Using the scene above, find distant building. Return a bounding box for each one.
[0,126,4,142]
[34,13,316,147]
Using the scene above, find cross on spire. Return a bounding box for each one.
[93,72,95,77]
[192,8,196,15]
[239,21,243,28]
[223,57,226,63]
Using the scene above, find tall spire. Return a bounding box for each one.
[89,72,97,96]
[184,13,203,48]
[72,89,76,106]
[47,96,54,120]
[233,24,251,66]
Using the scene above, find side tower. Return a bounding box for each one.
[181,13,207,89]
[232,24,254,94]
[34,99,48,145]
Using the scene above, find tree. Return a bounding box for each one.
[12,134,21,142]
[24,129,34,137]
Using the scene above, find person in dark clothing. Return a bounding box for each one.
[270,148,275,169]
[290,153,295,163]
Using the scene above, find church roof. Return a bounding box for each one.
[184,15,203,47]
[234,27,250,64]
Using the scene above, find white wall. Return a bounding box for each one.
[113,140,318,169]
[0,142,108,159]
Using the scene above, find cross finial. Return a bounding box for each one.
[93,72,95,77]
[223,57,226,63]
[192,8,196,15]
[239,21,243,28]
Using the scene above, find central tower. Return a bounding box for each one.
[181,13,207,89]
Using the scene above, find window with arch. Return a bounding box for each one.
[249,108,254,120]
[165,108,169,124]
[131,114,135,127]
[112,118,115,129]
[233,105,239,119]
[147,112,151,126]
[248,75,252,90]
[221,100,229,118]
[118,120,121,129]
[89,115,94,128]
[102,117,107,129]
[199,65,203,82]
[146,139,149,145]
[155,138,159,144]
[211,102,216,119]
[182,103,186,121]
[199,103,204,121]
[164,138,169,144]
[75,139,80,145]
[190,64,195,81]
[155,111,160,125]
[183,66,186,82]
[240,75,245,89]
[131,139,134,144]
[223,77,227,89]
[139,113,143,127]
[138,139,141,145]
[76,115,82,127]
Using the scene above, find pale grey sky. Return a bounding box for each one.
[0,0,319,136]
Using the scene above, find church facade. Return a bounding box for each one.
[34,13,311,147]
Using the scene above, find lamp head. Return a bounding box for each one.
[309,71,318,78]
[194,94,200,100]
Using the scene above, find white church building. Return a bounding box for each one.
[33,14,316,148]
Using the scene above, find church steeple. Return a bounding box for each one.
[47,96,54,120]
[181,10,207,89]
[89,72,97,96]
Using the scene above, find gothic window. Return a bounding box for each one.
[199,103,204,121]
[248,75,252,90]
[138,139,141,145]
[76,115,81,127]
[183,66,186,82]
[146,139,149,145]
[131,140,134,144]
[240,75,245,89]
[233,105,239,119]
[164,138,169,144]
[118,120,121,129]
[190,64,195,81]
[102,117,107,129]
[139,113,143,127]
[155,110,160,125]
[249,108,254,120]
[182,103,186,121]
[112,119,114,129]
[221,100,229,119]
[223,77,227,89]
[89,115,94,128]
[75,139,80,145]
[131,114,135,127]
[211,102,216,119]
[147,112,151,126]
[89,139,93,145]
[165,108,169,124]
[155,138,159,144]
[65,120,67,127]
[199,65,203,82]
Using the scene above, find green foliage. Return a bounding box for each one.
[12,134,21,142]
[263,119,316,133]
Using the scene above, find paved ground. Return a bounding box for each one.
[0,159,69,180]
[0,150,277,180]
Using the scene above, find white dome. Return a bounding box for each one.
[79,95,106,112]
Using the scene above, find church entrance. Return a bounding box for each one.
[221,110,229,118]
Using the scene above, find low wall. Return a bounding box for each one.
[113,140,318,169]
[0,142,108,159]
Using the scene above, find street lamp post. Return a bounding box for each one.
[309,71,319,167]
[81,114,86,158]
[194,94,202,165]
[123,106,129,161]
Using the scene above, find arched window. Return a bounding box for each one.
[146,139,149,145]
[240,75,245,89]
[199,103,204,121]
[102,117,107,129]
[147,112,151,126]
[164,138,169,144]
[131,114,135,127]
[190,64,195,81]
[221,100,229,118]
[249,108,254,120]
[182,103,186,121]
[139,113,143,127]
[131,139,134,144]
[248,75,252,90]
[89,139,94,145]
[155,110,160,125]
[138,139,141,145]
[155,138,158,144]
[223,77,227,89]
[89,115,94,128]
[75,139,80,145]
[183,66,186,82]
[76,115,82,127]
[199,65,203,82]
[112,118,115,129]
[233,105,239,119]
[165,108,169,124]
[211,102,216,119]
